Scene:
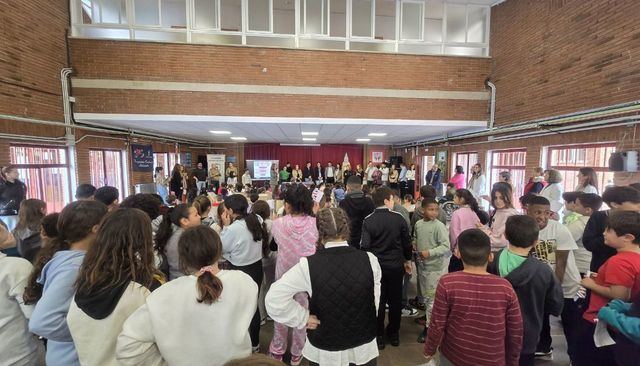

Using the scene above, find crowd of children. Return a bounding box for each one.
[1,164,640,366]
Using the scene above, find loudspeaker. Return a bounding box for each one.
[389,156,403,166]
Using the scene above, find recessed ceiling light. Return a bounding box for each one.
[301,132,319,136]
[368,133,387,137]
[302,137,317,141]
[231,137,247,141]
[356,138,371,142]
[210,130,231,134]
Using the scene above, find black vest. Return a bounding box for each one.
[307,246,377,351]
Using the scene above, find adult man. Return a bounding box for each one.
[425,164,442,196]
[399,163,408,198]
[208,163,221,192]
[339,176,375,248]
[361,186,412,349]
[325,162,336,184]
[193,162,208,194]
[313,162,324,184]
[380,163,390,186]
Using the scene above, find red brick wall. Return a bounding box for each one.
[489,0,640,126]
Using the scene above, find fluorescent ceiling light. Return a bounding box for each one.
[301,132,319,136]
[231,137,247,141]
[356,138,371,142]
[368,132,387,137]
[210,130,231,134]
[302,137,317,141]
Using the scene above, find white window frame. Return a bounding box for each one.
[349,0,375,39]
[191,0,221,31]
[302,0,329,36]
[246,0,274,33]
[400,0,424,41]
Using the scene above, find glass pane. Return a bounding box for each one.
[352,0,372,37]
[425,0,443,19]
[304,0,327,34]
[330,0,347,37]
[10,146,67,165]
[102,0,125,24]
[445,46,484,57]
[220,0,242,31]
[248,0,271,32]
[16,168,42,205]
[81,0,95,24]
[445,3,465,42]
[135,0,159,25]
[104,151,124,200]
[90,150,106,188]
[41,168,71,213]
[402,2,422,40]
[134,29,188,42]
[467,6,487,43]
[375,0,395,40]
[161,0,186,28]
[273,0,294,34]
[194,0,218,29]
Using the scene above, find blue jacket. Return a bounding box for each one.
[425,169,442,189]
[598,299,640,345]
[29,250,85,366]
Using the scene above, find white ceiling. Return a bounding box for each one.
[74,114,487,145]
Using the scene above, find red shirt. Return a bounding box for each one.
[424,272,523,366]
[584,251,640,323]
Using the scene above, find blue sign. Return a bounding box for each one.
[131,144,154,172]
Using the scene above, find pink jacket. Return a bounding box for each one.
[449,173,466,190]
[449,207,480,251]
[272,215,318,279]
[486,208,520,251]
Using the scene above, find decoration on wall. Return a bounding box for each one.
[371,151,384,163]
[131,144,153,172]
[180,153,192,168]
[227,156,237,164]
[436,150,448,177]
[206,154,226,179]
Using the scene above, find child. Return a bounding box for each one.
[67,208,164,366]
[116,225,258,366]
[489,215,564,366]
[583,186,640,272]
[423,229,523,366]
[565,193,603,275]
[414,199,450,343]
[252,200,274,326]
[155,204,202,280]
[28,200,108,366]
[94,186,120,211]
[266,208,381,366]
[448,189,487,272]
[481,182,519,252]
[526,195,581,361]
[577,210,640,366]
[598,293,640,365]
[12,198,46,262]
[333,183,345,204]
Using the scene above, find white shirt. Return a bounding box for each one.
[540,183,565,220]
[366,166,377,180]
[0,253,42,366]
[380,167,389,182]
[265,241,381,366]
[405,169,416,180]
[242,173,252,186]
[116,271,258,366]
[221,218,264,266]
[468,174,487,200]
[576,184,598,194]
[536,220,581,298]
[565,215,592,274]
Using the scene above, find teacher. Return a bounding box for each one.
[0,165,27,231]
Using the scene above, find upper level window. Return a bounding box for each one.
[547,143,616,194]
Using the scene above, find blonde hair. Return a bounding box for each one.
[315,208,350,247]
[545,169,563,184]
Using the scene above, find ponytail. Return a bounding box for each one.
[178,226,224,304]
[196,269,224,304]
[455,189,488,225]
[224,194,267,244]
[155,203,190,254]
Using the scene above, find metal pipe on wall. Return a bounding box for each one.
[486,80,496,130]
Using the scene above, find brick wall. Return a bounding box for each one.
[489,0,640,126]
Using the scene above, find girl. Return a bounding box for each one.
[41,213,60,245]
[0,165,27,231]
[13,198,46,262]
[193,195,213,226]
[403,194,415,213]
[27,200,108,366]
[448,189,487,272]
[480,182,519,252]
[540,169,565,221]
[266,208,381,366]
[467,163,487,205]
[155,203,201,280]
[406,164,416,196]
[154,166,169,203]
[268,184,319,364]
[449,165,466,190]
[67,208,163,366]
[169,164,183,202]
[576,167,599,194]
[389,164,399,189]
[116,226,258,366]
[253,200,275,325]
[220,194,268,352]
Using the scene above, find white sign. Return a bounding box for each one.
[206,154,226,180]
[253,160,273,179]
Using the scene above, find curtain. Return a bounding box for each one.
[244,144,364,168]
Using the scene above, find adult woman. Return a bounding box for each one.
[389,164,399,189]
[154,167,169,203]
[291,165,303,183]
[155,203,201,280]
[220,194,268,352]
[209,163,222,192]
[12,199,46,262]
[342,163,353,182]
[169,164,183,202]
[449,166,466,190]
[116,226,258,366]
[355,164,364,179]
[540,169,565,221]
[68,208,163,366]
[467,163,486,202]
[227,162,238,180]
[406,164,416,196]
[335,164,343,184]
[0,165,27,231]
[523,167,546,195]
[576,167,599,194]
[268,184,318,364]
[480,182,519,252]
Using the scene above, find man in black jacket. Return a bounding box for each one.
[339,176,375,248]
[361,186,412,349]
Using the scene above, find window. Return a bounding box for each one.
[248,0,271,32]
[455,152,478,184]
[10,146,71,213]
[489,149,527,207]
[89,150,126,201]
[82,0,128,24]
[194,0,218,29]
[301,0,328,35]
[351,0,373,37]
[547,143,616,194]
[401,1,424,41]
[421,155,435,188]
[153,152,169,174]
[374,0,396,41]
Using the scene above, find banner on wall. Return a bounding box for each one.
[180,153,192,168]
[371,151,384,163]
[207,154,226,179]
[131,144,154,172]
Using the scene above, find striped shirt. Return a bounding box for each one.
[424,272,523,366]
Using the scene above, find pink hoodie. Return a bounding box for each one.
[272,215,319,279]
[486,208,520,251]
[449,173,466,190]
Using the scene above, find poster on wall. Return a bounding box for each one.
[371,151,384,163]
[180,153,192,168]
[253,160,272,180]
[131,144,153,172]
[436,150,448,177]
[226,156,237,164]
[206,154,226,179]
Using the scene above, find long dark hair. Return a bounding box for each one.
[283,183,314,216]
[15,199,46,232]
[24,200,107,304]
[224,194,267,252]
[491,182,514,209]
[578,167,598,191]
[179,226,223,304]
[155,204,191,254]
[455,189,488,225]
[75,208,161,296]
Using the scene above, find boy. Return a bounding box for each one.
[339,176,375,248]
[565,193,603,275]
[94,185,119,211]
[423,229,523,366]
[413,199,450,343]
[578,210,640,365]
[584,186,640,272]
[489,215,563,366]
[526,196,581,361]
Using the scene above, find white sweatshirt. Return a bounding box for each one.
[116,270,258,366]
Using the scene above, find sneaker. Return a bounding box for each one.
[409,298,426,311]
[252,345,260,354]
[401,307,419,317]
[534,348,553,360]
[290,355,303,366]
[417,328,427,343]
[268,352,283,361]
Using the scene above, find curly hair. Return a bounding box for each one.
[315,208,350,247]
[119,193,162,220]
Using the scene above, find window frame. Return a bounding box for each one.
[89,148,128,201]
[454,151,478,182]
[489,148,527,208]
[546,142,616,193]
